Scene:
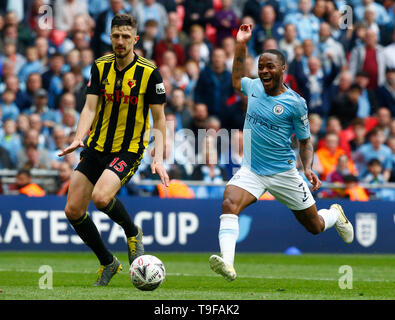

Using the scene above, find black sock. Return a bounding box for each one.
[100,198,138,238]
[69,213,113,266]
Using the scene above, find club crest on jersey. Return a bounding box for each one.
[101,78,110,86]
[273,104,284,115]
[128,79,136,88]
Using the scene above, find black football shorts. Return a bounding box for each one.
[76,147,144,186]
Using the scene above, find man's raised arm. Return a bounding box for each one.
[232,24,253,92]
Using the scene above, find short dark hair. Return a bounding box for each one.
[111,14,138,30]
[367,158,382,167]
[261,49,286,66]
[17,169,32,177]
[349,83,363,92]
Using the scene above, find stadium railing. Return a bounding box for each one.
[1,169,395,194]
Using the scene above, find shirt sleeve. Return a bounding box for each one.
[86,63,101,95]
[240,77,253,96]
[145,68,166,104]
[293,97,311,140]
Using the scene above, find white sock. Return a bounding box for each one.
[318,208,340,231]
[218,214,239,266]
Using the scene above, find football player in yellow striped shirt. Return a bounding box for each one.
[59,14,169,286]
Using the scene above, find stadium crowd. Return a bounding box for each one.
[0,0,394,200]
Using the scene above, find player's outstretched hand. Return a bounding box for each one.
[58,140,84,157]
[236,24,252,44]
[305,169,322,191]
[151,160,170,187]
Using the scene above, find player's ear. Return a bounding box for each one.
[134,35,140,45]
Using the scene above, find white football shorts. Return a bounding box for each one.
[227,166,316,211]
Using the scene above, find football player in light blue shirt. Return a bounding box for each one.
[209,24,354,282]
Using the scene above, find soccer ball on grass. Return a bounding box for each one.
[129,255,166,291]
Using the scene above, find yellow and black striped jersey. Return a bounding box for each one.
[85,53,166,153]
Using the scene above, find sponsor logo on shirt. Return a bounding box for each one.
[156,83,165,94]
[273,104,284,115]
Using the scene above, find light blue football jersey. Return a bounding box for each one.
[240,77,310,176]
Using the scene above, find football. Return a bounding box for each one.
[129,255,166,291]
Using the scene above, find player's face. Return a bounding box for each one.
[257,53,285,93]
[110,26,139,59]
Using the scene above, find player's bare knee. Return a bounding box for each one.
[64,203,84,221]
[222,197,240,215]
[91,190,111,210]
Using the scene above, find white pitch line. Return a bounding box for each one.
[0,268,394,283]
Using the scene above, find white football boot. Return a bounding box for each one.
[331,204,354,244]
[209,255,237,282]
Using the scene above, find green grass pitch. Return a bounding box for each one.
[0,252,394,300]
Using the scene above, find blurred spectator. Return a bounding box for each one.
[194,48,234,118]
[186,24,213,69]
[187,102,209,136]
[184,60,200,101]
[132,0,169,40]
[56,162,73,195]
[191,135,228,199]
[18,46,43,82]
[221,36,236,73]
[166,88,192,130]
[41,53,65,107]
[54,0,89,32]
[329,83,363,129]
[1,41,26,75]
[24,89,62,131]
[243,0,280,25]
[34,37,50,68]
[363,6,380,40]
[211,0,239,47]
[330,70,353,101]
[376,68,395,116]
[362,158,385,187]
[24,73,43,110]
[135,19,160,61]
[0,145,13,169]
[3,75,31,112]
[349,118,368,153]
[61,108,78,136]
[16,114,30,137]
[284,0,320,43]
[308,113,323,149]
[155,24,186,66]
[28,114,48,149]
[354,71,379,118]
[349,30,386,90]
[315,132,356,181]
[223,92,247,130]
[342,174,369,201]
[354,0,391,26]
[383,29,395,69]
[11,169,46,197]
[48,126,68,170]
[375,106,392,140]
[182,0,215,33]
[294,53,339,117]
[0,118,22,166]
[0,89,19,121]
[248,5,283,57]
[156,168,195,198]
[279,23,300,64]
[354,126,393,181]
[387,135,395,182]
[317,22,346,72]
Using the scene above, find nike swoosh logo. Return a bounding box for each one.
[302,197,308,202]
[251,93,258,98]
